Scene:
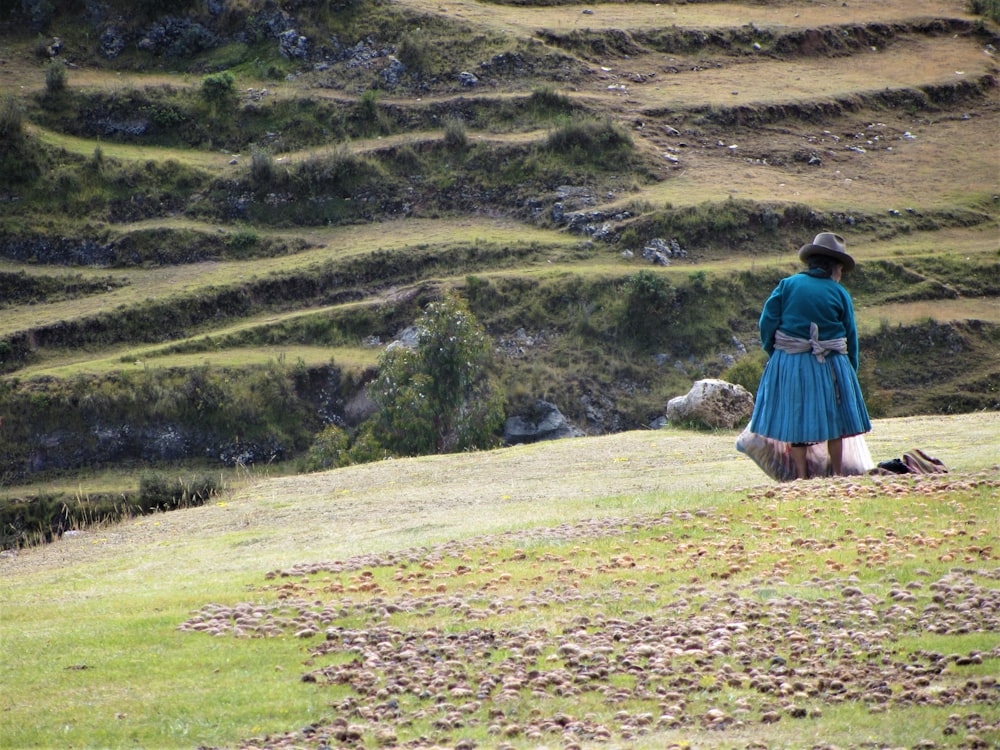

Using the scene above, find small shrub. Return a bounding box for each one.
[618,227,640,250]
[544,118,632,166]
[44,60,67,95]
[293,146,384,196]
[88,145,105,177]
[0,98,36,185]
[391,143,421,172]
[0,94,24,141]
[346,422,391,464]
[529,86,573,114]
[354,90,391,135]
[301,424,352,471]
[721,349,768,396]
[226,225,259,256]
[144,103,186,129]
[52,167,81,196]
[358,89,379,120]
[200,71,236,110]
[249,145,276,186]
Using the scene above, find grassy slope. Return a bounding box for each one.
[0,0,997,426]
[1,413,998,748]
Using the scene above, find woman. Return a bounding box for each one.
[749,232,871,479]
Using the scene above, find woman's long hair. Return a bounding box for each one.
[805,255,841,278]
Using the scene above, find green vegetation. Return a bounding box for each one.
[200,70,236,114]
[544,117,633,167]
[443,116,469,151]
[969,0,1000,23]
[619,269,678,348]
[0,362,324,486]
[2,420,998,748]
[362,294,504,457]
[43,60,66,95]
[0,472,220,549]
[0,94,41,185]
[396,30,434,75]
[721,348,768,396]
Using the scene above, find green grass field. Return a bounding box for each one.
[2,414,998,749]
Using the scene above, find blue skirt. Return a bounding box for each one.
[749,350,871,443]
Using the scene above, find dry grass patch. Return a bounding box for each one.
[394,0,976,35]
[857,298,1000,332]
[618,37,993,111]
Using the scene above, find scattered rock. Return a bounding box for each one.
[279,28,310,59]
[642,237,686,265]
[664,378,754,429]
[99,26,126,59]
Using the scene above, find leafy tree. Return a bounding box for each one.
[366,294,504,456]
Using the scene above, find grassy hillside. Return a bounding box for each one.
[1,415,998,748]
[0,0,998,489]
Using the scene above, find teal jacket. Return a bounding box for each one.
[759,270,860,370]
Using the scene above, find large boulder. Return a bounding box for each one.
[665,379,754,429]
[504,400,584,445]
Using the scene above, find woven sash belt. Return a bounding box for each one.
[773,322,847,364]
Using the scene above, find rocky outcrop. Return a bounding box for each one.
[504,400,584,445]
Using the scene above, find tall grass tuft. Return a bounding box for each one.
[354,89,391,136]
[443,117,468,151]
[528,86,574,116]
[545,118,632,166]
[397,31,432,75]
[249,145,278,187]
[0,93,24,140]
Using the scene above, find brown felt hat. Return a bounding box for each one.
[798,232,855,272]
